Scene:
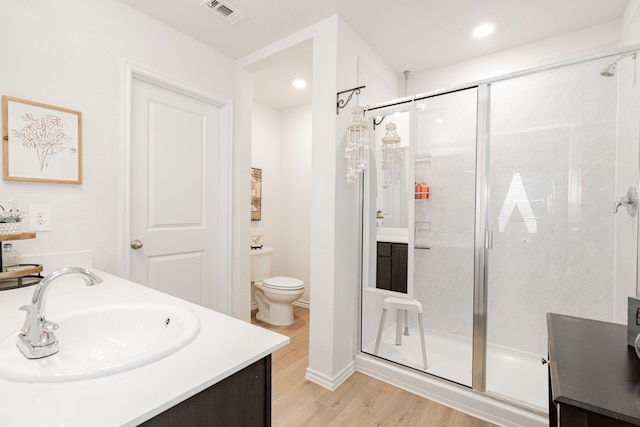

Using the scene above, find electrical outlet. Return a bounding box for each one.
[29,204,52,232]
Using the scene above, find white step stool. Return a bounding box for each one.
[374,296,427,370]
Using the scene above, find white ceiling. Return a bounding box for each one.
[118,0,630,110]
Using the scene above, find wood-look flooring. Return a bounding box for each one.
[252,306,496,426]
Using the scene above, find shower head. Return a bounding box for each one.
[600,52,637,77]
[600,62,616,77]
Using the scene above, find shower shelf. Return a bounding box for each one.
[415,221,431,231]
[415,154,431,163]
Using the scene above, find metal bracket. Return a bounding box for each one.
[336,85,365,115]
[373,115,386,129]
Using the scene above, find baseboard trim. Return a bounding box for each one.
[355,354,546,427]
[293,299,310,309]
[251,299,308,312]
[305,360,356,391]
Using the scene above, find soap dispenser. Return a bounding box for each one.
[2,243,19,269]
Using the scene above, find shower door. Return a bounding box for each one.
[484,56,629,410]
[361,89,479,388]
[412,88,478,386]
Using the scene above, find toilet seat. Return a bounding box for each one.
[262,276,304,291]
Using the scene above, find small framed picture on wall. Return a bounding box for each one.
[251,167,262,221]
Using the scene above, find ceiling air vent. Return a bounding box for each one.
[201,0,246,24]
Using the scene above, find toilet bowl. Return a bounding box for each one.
[251,247,304,326]
[254,276,304,326]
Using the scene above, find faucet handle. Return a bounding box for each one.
[36,320,59,349]
[42,320,58,333]
[18,305,33,334]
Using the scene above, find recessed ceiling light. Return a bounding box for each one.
[472,23,495,38]
[292,79,307,89]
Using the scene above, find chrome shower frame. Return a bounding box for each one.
[360,42,640,416]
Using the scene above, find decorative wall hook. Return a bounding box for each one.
[373,115,386,130]
[336,86,366,115]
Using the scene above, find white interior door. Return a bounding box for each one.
[130,77,221,307]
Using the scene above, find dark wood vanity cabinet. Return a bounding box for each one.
[547,314,640,426]
[376,242,408,293]
[140,355,272,427]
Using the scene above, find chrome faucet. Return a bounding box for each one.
[16,267,103,359]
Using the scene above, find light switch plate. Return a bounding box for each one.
[627,297,640,347]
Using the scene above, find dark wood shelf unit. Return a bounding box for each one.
[548,313,640,426]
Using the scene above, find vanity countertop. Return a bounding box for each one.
[0,270,289,426]
[376,227,409,244]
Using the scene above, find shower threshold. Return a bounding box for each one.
[363,326,548,412]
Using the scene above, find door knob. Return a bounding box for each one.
[130,239,144,250]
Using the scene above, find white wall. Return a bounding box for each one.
[280,104,312,303]
[0,0,235,279]
[236,18,343,383]
[239,15,397,389]
[307,18,340,386]
[232,67,253,320]
[327,16,399,385]
[249,102,312,305]
[250,102,283,254]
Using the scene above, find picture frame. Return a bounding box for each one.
[251,167,262,221]
[2,95,82,184]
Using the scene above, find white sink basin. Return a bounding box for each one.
[0,303,200,383]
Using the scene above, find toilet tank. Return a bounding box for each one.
[250,247,273,282]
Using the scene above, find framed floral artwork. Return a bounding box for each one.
[251,167,262,221]
[2,96,82,184]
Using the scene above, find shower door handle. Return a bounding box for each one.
[485,230,493,250]
[614,187,637,216]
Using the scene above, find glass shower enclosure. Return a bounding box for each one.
[360,50,638,412]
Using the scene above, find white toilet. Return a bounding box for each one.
[251,247,304,326]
